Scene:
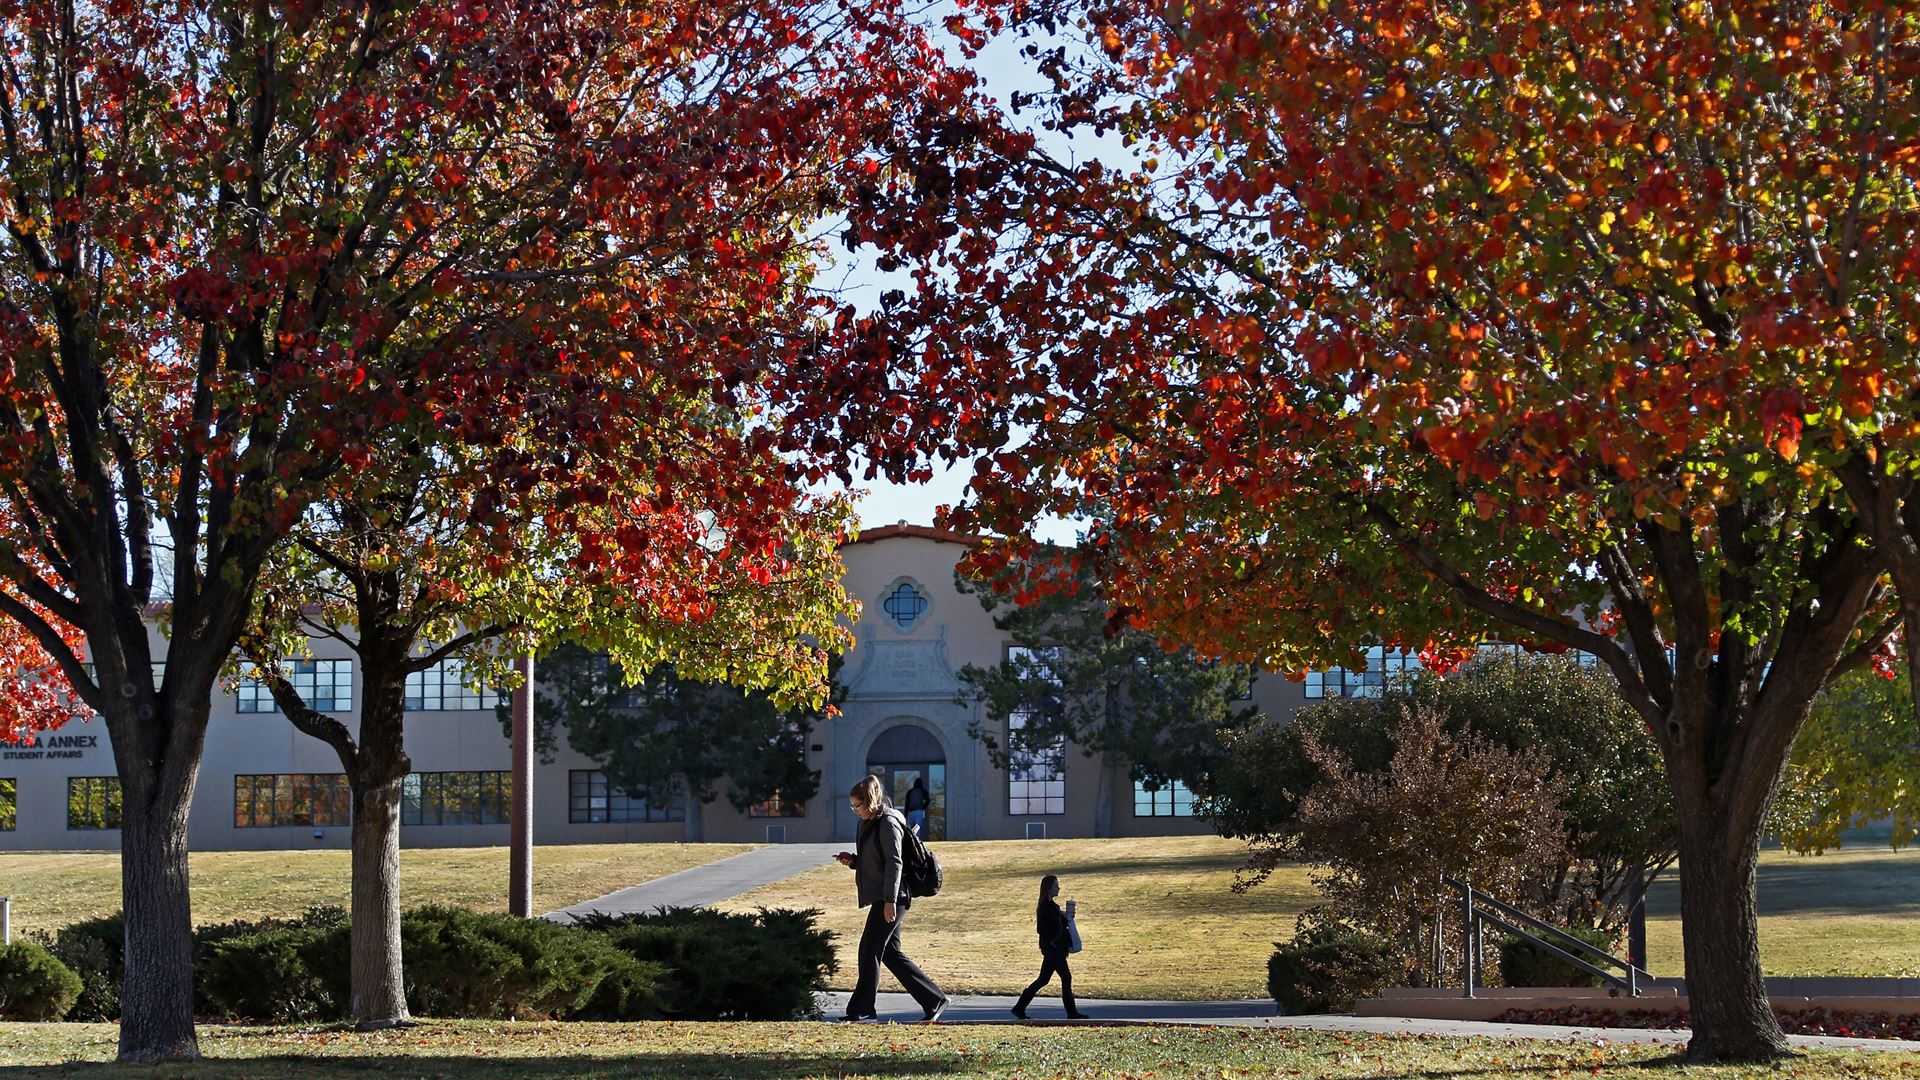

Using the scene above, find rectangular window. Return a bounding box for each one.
[748,793,806,818]
[566,770,683,823]
[1008,706,1065,815]
[67,776,122,830]
[80,661,166,691]
[0,777,15,831]
[1133,778,1198,817]
[237,659,354,714]
[1304,647,1423,699]
[233,773,352,828]
[401,771,511,825]
[404,659,500,711]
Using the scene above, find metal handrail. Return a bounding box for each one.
[1441,875,1649,999]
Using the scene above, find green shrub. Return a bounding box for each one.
[199,922,350,1022]
[0,941,84,1021]
[1499,927,1616,988]
[574,906,836,1020]
[193,905,348,1019]
[1267,925,1402,1014]
[401,905,660,1020]
[28,914,122,1022]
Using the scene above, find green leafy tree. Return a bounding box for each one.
[1212,655,1674,934]
[517,645,842,841]
[954,556,1258,836]
[1770,668,1920,854]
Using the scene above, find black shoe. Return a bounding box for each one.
[922,998,949,1023]
[837,1012,880,1023]
[1011,1007,1029,1020]
[1066,1011,1090,1020]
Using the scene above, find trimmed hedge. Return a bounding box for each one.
[573,906,838,1020]
[1268,925,1402,1015]
[0,941,83,1021]
[1499,927,1616,988]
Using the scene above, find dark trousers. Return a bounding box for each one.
[1015,949,1076,1014]
[846,900,944,1017]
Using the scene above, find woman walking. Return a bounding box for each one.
[1012,874,1089,1020]
[834,775,949,1022]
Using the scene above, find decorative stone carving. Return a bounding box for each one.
[842,623,963,701]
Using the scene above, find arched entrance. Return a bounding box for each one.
[867,723,947,840]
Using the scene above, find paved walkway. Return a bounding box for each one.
[822,993,1920,1053]
[545,843,842,923]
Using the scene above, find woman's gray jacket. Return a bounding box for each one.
[851,806,908,908]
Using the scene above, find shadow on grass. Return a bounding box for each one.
[0,1052,974,1079]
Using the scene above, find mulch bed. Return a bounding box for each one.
[1490,1005,1920,1041]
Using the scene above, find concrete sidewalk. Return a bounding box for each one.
[545,843,843,922]
[821,993,1920,1053]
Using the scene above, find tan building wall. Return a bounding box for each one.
[0,526,1303,851]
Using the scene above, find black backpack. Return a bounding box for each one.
[901,820,944,898]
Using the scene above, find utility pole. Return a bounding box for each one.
[509,653,534,917]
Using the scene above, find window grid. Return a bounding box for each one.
[1304,647,1423,699]
[404,660,500,711]
[67,776,122,830]
[1007,706,1065,815]
[234,773,351,828]
[748,793,806,818]
[567,770,683,823]
[0,777,15,831]
[402,771,510,825]
[882,582,928,630]
[237,659,354,714]
[1134,779,1198,817]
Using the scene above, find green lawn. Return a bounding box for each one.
[0,843,753,934]
[1,1020,1915,1078]
[1645,844,1920,978]
[714,836,1317,1000]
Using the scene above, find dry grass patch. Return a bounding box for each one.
[1644,844,1920,978]
[0,843,753,933]
[1,1020,1916,1078]
[715,835,1314,1000]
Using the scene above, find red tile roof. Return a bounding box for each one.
[843,523,981,547]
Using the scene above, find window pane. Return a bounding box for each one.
[0,777,15,831]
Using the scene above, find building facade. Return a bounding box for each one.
[0,524,1311,851]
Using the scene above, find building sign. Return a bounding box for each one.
[2,733,101,761]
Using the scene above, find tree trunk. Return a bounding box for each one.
[117,777,200,1063]
[1667,765,1788,1063]
[349,775,411,1029]
[1091,755,1114,839]
[684,790,705,843]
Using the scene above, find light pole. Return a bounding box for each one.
[509,653,534,917]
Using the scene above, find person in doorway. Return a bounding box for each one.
[1012,874,1089,1020]
[903,776,930,839]
[834,774,948,1023]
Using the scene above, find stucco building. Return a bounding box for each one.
[0,524,1311,851]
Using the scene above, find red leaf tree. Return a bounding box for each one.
[0,0,976,1061]
[853,0,1920,1062]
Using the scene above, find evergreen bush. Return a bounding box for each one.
[573,906,836,1020]
[0,941,84,1021]
[401,905,660,1020]
[1267,925,1402,1014]
[1499,927,1617,988]
[28,914,122,1022]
